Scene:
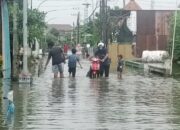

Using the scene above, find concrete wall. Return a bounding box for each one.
[108,44,134,70]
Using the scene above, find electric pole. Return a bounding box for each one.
[100,0,108,46]
[91,0,94,20]
[23,0,28,74]
[19,0,32,84]
[82,2,90,43]
[151,0,154,10]
[12,0,18,79]
[123,0,126,8]
[82,2,90,24]
[31,0,32,10]
[77,12,80,44]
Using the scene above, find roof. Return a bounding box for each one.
[48,24,73,32]
[124,0,142,11]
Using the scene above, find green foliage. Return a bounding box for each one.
[170,11,180,61]
[80,14,101,46]
[49,28,59,37]
[8,1,46,46]
[28,9,46,43]
[109,9,132,43]
[83,20,101,45]
[45,28,59,46]
[46,33,57,45]
[93,18,102,43]
[112,21,133,43]
[80,8,132,46]
[114,6,120,10]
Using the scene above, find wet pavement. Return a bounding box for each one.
[1,59,180,130]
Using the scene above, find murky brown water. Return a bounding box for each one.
[0,59,180,130]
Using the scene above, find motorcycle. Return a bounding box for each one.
[90,57,100,78]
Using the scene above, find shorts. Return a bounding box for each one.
[52,63,64,74]
[68,67,76,77]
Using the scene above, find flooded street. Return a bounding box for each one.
[1,59,180,130]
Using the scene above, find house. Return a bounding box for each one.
[136,10,172,57]
[47,24,73,42]
[48,24,73,32]
[124,0,142,11]
[124,0,173,57]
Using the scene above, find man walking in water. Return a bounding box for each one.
[44,42,65,78]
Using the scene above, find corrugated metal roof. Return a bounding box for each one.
[124,0,142,11]
[48,24,73,32]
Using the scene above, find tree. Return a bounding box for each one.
[8,1,46,45]
[109,9,132,43]
[7,0,47,78]
[80,7,132,46]
[170,11,180,62]
[28,9,46,44]
[80,12,102,46]
[50,28,59,37]
[46,33,57,47]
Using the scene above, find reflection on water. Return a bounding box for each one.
[0,60,180,129]
[51,79,64,101]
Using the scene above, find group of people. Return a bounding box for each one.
[44,42,82,78]
[44,41,124,79]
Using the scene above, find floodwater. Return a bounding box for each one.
[0,59,180,130]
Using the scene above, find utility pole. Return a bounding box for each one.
[19,0,32,83]
[151,0,154,10]
[12,0,18,79]
[100,0,102,41]
[23,0,28,74]
[123,0,126,8]
[77,12,80,44]
[82,2,90,43]
[31,0,32,10]
[82,2,90,24]
[170,0,178,75]
[91,0,94,20]
[101,0,108,46]
[105,0,108,46]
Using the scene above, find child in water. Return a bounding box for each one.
[68,48,82,77]
[117,54,124,79]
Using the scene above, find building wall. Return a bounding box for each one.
[0,2,2,55]
[0,2,2,65]
[108,44,134,70]
[136,10,172,57]
[127,11,137,34]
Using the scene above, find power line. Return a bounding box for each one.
[88,1,99,19]
[35,0,83,1]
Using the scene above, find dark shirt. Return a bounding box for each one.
[118,59,124,68]
[95,48,108,60]
[117,59,124,72]
[48,46,64,65]
[95,47,109,65]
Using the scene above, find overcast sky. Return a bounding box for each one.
[31,0,178,25]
